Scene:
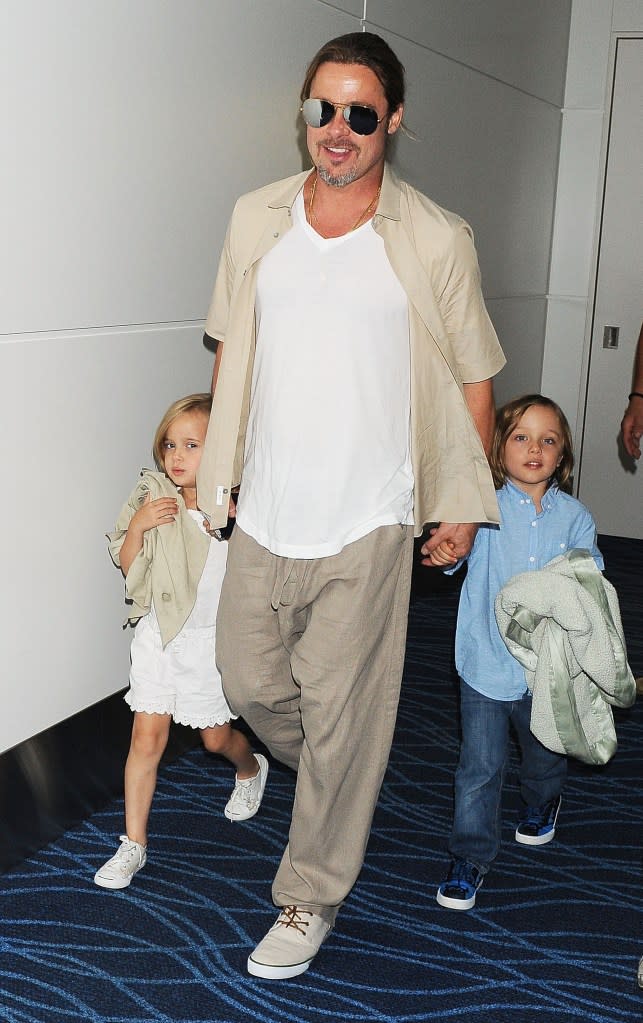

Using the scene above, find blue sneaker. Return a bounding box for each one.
[515,794,561,846]
[436,858,483,910]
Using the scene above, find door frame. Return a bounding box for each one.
[575,30,643,496]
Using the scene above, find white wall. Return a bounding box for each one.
[1,0,571,754]
[365,1,571,404]
[542,0,643,444]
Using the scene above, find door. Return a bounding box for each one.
[577,37,643,539]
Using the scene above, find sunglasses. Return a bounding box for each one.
[301,97,385,136]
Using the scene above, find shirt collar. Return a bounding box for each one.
[267,171,310,210]
[503,478,559,508]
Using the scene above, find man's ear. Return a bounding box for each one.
[387,104,404,135]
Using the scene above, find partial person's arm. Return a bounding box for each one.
[621,321,643,459]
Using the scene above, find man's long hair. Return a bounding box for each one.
[300,32,406,115]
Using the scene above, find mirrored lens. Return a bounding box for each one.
[301,98,380,136]
[346,105,379,135]
[301,98,327,128]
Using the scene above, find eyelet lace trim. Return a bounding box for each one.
[125,694,234,730]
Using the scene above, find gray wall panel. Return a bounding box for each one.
[391,39,560,298]
[367,0,571,104]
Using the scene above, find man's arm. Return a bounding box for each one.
[463,377,495,456]
[621,321,643,459]
[420,377,495,565]
[202,334,236,524]
[207,334,224,394]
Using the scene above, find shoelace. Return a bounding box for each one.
[233,778,257,806]
[449,861,477,887]
[275,906,312,935]
[522,798,556,828]
[114,837,144,869]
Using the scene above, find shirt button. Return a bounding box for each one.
[560,543,566,549]
[529,556,535,563]
[273,231,279,238]
[161,593,172,602]
[531,521,537,527]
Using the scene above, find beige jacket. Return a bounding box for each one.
[107,470,210,648]
[495,548,636,765]
[197,164,506,533]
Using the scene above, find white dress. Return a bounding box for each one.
[125,510,235,729]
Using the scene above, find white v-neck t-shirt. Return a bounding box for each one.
[235,190,413,559]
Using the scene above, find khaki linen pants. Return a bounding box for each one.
[216,523,414,925]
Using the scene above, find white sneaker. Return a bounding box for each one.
[94,835,147,889]
[224,753,269,821]
[247,906,331,979]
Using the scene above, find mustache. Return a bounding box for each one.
[317,138,359,152]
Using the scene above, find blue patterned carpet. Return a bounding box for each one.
[2,536,642,1022]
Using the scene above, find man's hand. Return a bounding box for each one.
[202,494,237,536]
[420,522,478,567]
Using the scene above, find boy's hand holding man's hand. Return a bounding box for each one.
[421,521,479,567]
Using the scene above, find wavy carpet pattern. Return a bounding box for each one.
[2,535,642,1022]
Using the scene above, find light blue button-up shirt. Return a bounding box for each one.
[451,480,603,700]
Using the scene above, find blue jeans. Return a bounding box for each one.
[449,679,567,873]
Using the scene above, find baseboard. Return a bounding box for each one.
[0,690,199,874]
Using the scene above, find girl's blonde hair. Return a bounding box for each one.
[152,393,212,471]
[490,394,574,493]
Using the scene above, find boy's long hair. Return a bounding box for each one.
[152,393,212,471]
[489,394,574,493]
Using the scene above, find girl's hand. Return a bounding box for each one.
[119,495,178,577]
[130,495,179,534]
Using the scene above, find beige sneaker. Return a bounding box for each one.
[247,905,331,979]
[94,835,147,889]
[638,954,643,988]
[224,753,269,821]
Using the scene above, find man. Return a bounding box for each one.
[197,32,505,980]
[620,321,643,708]
[620,320,643,461]
[621,322,643,988]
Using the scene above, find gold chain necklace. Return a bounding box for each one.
[308,174,381,233]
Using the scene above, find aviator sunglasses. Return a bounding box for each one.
[301,97,385,136]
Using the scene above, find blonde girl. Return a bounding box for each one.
[95,394,268,889]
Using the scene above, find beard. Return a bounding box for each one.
[316,165,359,188]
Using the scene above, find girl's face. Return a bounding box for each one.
[162,410,208,494]
[503,404,564,502]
